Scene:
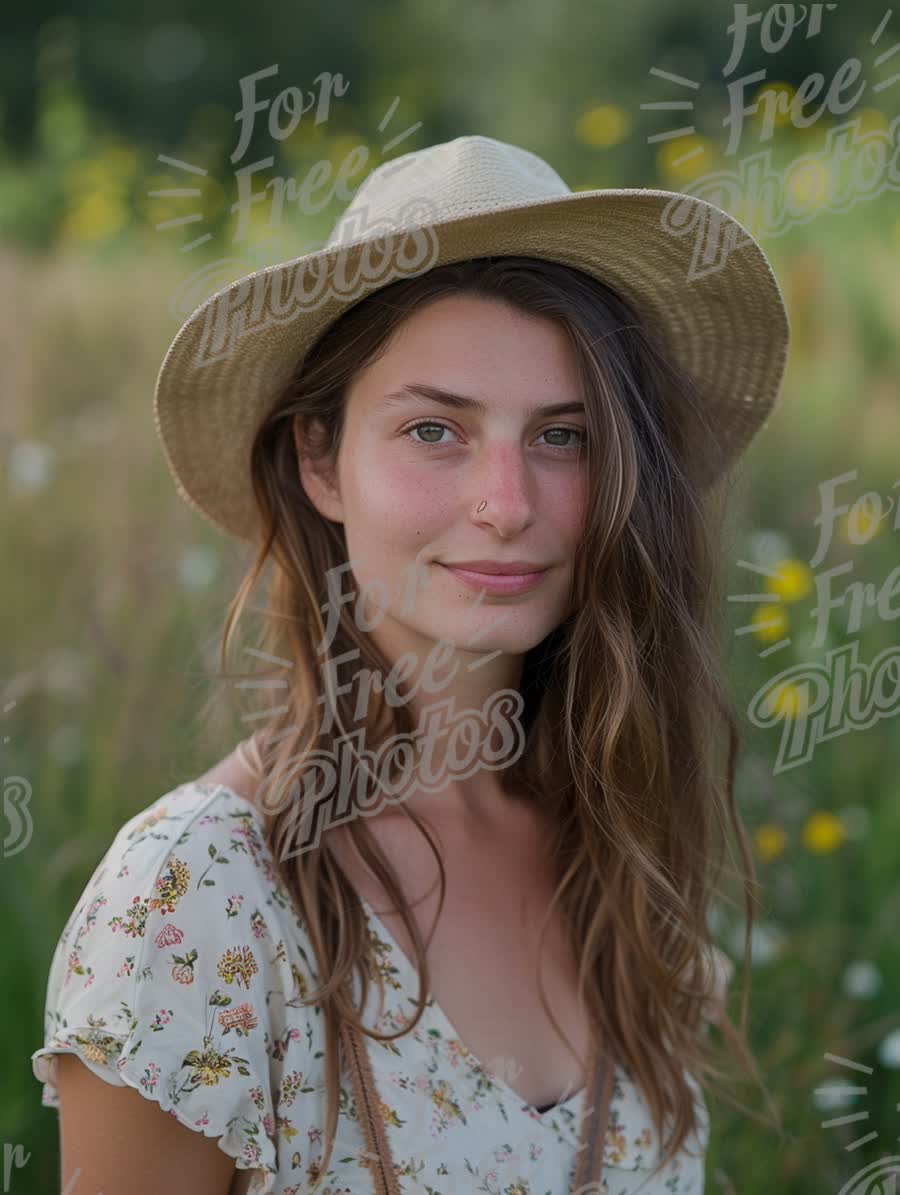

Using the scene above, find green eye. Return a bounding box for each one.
[406,422,450,444]
[539,427,587,450]
[401,421,587,453]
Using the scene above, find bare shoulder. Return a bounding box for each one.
[195,740,261,807]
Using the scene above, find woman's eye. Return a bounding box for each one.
[538,427,587,451]
[401,421,587,452]
[403,421,453,446]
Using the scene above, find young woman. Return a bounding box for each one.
[33,134,788,1194]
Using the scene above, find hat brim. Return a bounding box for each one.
[154,186,790,543]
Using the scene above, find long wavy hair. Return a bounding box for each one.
[198,255,783,1186]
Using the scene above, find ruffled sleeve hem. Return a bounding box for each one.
[31,1031,279,1195]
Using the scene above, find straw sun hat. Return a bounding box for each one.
[153,133,791,543]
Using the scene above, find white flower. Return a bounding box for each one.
[877,1029,900,1069]
[811,1078,861,1111]
[8,440,56,492]
[748,530,793,566]
[842,961,882,1000]
[726,922,786,966]
[176,545,219,590]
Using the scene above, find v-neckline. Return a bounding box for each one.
[357,891,590,1123]
[203,782,592,1123]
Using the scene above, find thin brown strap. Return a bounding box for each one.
[340,1018,402,1195]
[570,1030,616,1192]
[342,1003,614,1194]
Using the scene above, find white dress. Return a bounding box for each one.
[31,781,717,1194]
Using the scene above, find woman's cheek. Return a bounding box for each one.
[384,468,458,528]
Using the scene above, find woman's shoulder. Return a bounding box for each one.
[62,779,288,929]
[34,777,304,1019]
[31,778,316,1193]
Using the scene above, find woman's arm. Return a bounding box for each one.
[33,786,286,1194]
[55,1052,242,1195]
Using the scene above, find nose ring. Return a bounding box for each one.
[475,500,487,514]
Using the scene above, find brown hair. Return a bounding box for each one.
[200,255,782,1186]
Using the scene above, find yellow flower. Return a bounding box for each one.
[330,132,371,167]
[764,682,807,719]
[58,138,142,246]
[576,105,632,148]
[217,945,259,989]
[80,1041,111,1065]
[751,602,789,642]
[98,142,140,184]
[749,81,795,129]
[787,158,830,212]
[851,108,890,135]
[766,559,813,602]
[291,964,309,1000]
[803,812,846,854]
[656,134,716,183]
[189,1051,233,1086]
[838,502,885,544]
[60,191,129,244]
[755,824,788,862]
[62,142,139,197]
[382,1101,402,1128]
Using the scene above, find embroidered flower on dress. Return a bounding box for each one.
[216,945,259,988]
[148,856,191,914]
[155,923,185,948]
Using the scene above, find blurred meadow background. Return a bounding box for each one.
[4,2,900,1191]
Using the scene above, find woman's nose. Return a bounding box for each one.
[468,442,537,537]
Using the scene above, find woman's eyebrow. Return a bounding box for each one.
[374,383,585,419]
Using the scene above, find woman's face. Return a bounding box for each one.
[297,293,588,668]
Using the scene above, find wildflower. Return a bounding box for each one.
[727,922,786,966]
[878,1029,900,1069]
[575,105,631,148]
[748,530,792,566]
[755,824,788,862]
[803,812,846,853]
[764,681,807,718]
[751,602,790,642]
[765,559,813,602]
[838,501,886,545]
[812,1078,860,1111]
[842,961,882,1000]
[177,544,219,590]
[8,440,56,492]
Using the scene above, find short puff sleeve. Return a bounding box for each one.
[31,782,289,1195]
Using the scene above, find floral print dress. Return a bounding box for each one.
[32,781,719,1194]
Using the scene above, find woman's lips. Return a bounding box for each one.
[438,564,549,595]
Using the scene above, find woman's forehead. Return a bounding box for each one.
[346,299,583,413]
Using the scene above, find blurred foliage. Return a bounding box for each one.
[3,3,900,1193]
[2,0,900,253]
